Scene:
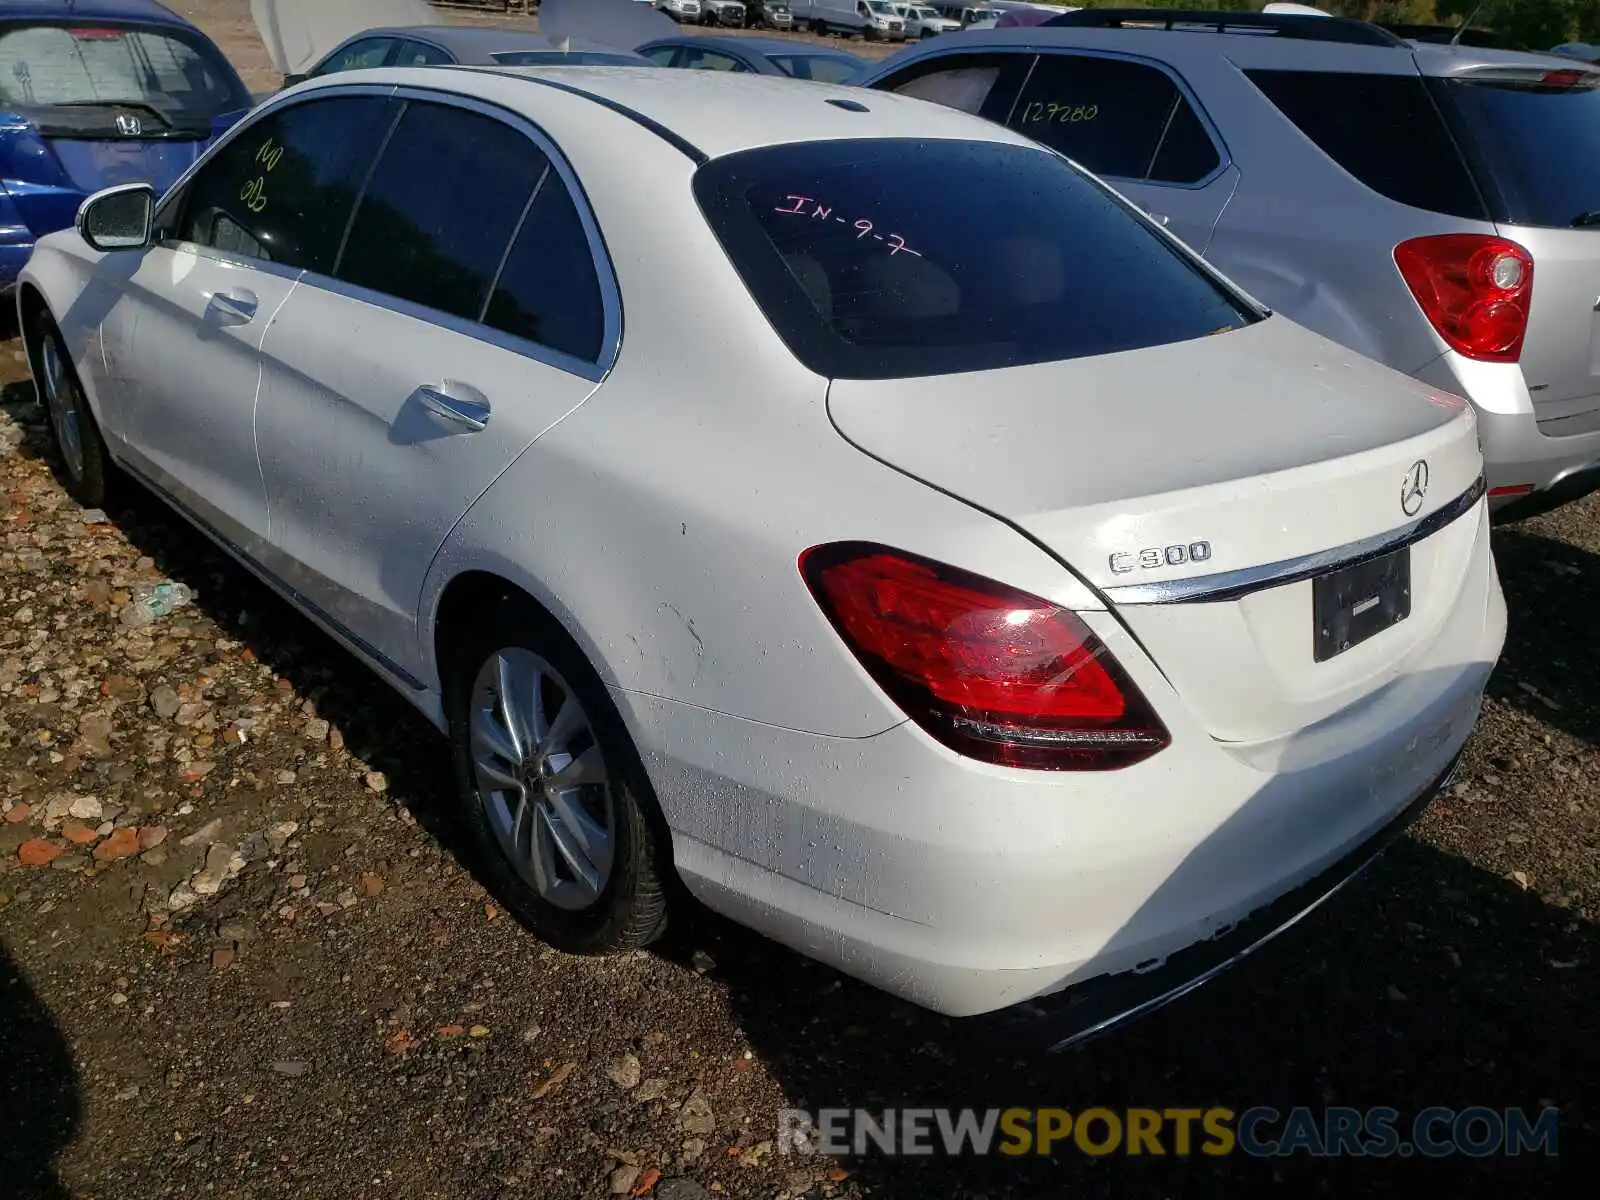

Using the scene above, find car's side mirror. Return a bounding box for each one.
[76,183,156,252]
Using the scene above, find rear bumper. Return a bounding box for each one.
[1473,408,1600,521]
[982,749,1462,1052]
[623,560,1500,1019]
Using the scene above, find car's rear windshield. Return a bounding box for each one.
[693,138,1258,380]
[1431,73,1600,229]
[0,21,248,132]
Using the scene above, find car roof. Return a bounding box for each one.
[299,63,1034,159]
[0,0,196,30]
[874,22,1596,77]
[640,34,861,60]
[351,24,637,62]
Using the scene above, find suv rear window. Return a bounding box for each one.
[1430,74,1600,229]
[1245,69,1487,220]
[694,139,1257,380]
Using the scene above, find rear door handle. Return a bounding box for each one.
[210,289,258,320]
[417,386,490,432]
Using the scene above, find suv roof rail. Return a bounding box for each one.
[1040,8,1409,48]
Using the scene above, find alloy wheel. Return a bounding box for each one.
[468,647,616,911]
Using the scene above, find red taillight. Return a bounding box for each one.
[1542,69,1588,88]
[1394,234,1533,364]
[801,543,1170,770]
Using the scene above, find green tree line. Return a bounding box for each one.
[1070,1,1600,49]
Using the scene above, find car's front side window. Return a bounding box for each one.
[170,95,399,272]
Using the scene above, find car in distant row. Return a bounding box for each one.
[0,0,252,295]
[638,33,864,81]
[892,4,961,37]
[791,0,907,41]
[864,5,1600,521]
[657,0,703,22]
[282,25,652,87]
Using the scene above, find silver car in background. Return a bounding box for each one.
[863,8,1600,519]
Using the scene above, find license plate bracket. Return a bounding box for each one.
[1313,547,1411,663]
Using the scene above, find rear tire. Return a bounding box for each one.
[29,311,115,510]
[445,597,670,954]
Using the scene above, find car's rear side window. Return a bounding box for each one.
[877,52,1033,124]
[485,173,607,364]
[694,138,1257,380]
[1245,69,1487,220]
[337,102,547,322]
[312,37,398,76]
[1429,74,1600,229]
[771,54,861,84]
[1008,54,1220,184]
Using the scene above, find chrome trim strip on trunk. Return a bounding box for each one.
[1103,475,1486,605]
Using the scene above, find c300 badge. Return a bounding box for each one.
[1109,541,1212,574]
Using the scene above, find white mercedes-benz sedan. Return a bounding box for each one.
[17,64,1505,1045]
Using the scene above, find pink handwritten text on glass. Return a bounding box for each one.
[772,195,922,257]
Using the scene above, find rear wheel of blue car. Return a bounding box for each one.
[30,312,115,509]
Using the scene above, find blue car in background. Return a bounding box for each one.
[0,0,251,292]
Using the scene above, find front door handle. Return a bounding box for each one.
[417,386,490,432]
[1144,210,1171,227]
[210,289,258,320]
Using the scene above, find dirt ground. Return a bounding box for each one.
[0,3,1595,1198]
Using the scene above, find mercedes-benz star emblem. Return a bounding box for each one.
[1401,459,1430,517]
[115,113,141,136]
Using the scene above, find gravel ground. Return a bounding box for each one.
[1,4,1596,1197]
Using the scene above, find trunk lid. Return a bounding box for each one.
[828,318,1486,743]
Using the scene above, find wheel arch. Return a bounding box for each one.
[428,565,619,710]
[15,280,50,385]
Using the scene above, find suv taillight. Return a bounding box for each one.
[1394,234,1534,363]
[801,543,1170,770]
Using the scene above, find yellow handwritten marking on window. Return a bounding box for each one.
[256,138,284,171]
[1021,102,1099,125]
[240,175,267,213]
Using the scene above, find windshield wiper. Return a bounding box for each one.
[1572,211,1600,227]
[52,101,175,130]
